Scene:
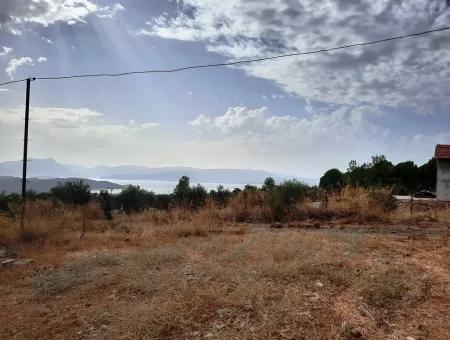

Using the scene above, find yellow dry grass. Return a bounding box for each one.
[0,197,449,339]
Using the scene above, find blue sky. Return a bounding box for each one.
[1,0,450,178]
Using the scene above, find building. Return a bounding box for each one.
[435,144,450,201]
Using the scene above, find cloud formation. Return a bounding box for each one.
[144,0,450,113]
[5,56,47,79]
[0,0,125,34]
[6,57,34,79]
[0,46,13,57]
[189,105,448,175]
[0,104,446,175]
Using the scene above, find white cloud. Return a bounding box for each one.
[41,37,53,44]
[0,46,13,57]
[0,0,125,33]
[96,3,125,19]
[6,57,34,79]
[188,105,442,175]
[4,56,47,79]
[143,0,450,113]
[0,88,10,92]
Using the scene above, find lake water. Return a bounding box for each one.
[94,179,261,194]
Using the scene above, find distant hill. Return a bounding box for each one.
[0,158,317,185]
[0,177,122,194]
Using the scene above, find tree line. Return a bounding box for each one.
[319,155,436,195]
[0,176,314,221]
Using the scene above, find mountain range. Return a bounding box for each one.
[0,158,316,185]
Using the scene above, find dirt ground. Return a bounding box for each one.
[1,221,449,340]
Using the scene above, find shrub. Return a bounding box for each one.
[154,194,171,210]
[0,192,9,213]
[117,185,150,215]
[368,189,398,214]
[210,185,232,207]
[262,177,275,191]
[276,180,308,207]
[50,180,91,205]
[98,190,113,219]
[172,177,208,210]
[190,184,208,210]
[319,168,344,191]
[361,269,410,308]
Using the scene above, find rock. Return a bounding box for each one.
[1,259,15,266]
[214,323,225,330]
[1,258,33,267]
[14,259,33,266]
[0,249,7,258]
[217,308,233,318]
[315,281,324,288]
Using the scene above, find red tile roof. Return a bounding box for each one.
[435,144,450,159]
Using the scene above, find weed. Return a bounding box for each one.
[361,268,410,308]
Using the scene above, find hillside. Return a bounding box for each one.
[0,177,122,194]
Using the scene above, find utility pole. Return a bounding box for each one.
[20,78,32,231]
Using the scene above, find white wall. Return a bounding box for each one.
[437,159,450,201]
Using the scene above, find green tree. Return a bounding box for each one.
[319,169,344,191]
[117,185,148,214]
[173,176,191,207]
[391,161,419,194]
[418,158,436,191]
[210,185,232,207]
[347,160,358,172]
[50,180,91,205]
[262,177,276,191]
[367,157,394,187]
[98,190,113,219]
[244,185,258,192]
[154,194,171,210]
[190,184,208,209]
[270,180,308,221]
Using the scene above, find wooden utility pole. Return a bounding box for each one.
[20,78,32,231]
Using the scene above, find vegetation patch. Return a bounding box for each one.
[361,268,411,309]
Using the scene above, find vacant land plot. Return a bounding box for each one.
[1,217,449,340]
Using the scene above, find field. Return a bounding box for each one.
[1,198,449,339]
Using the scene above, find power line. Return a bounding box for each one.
[1,25,450,86]
[0,79,30,86]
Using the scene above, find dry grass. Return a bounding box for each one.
[0,198,449,339]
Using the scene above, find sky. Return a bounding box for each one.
[0,0,450,178]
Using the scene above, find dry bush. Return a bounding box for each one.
[327,186,398,223]
[0,201,108,245]
[228,191,269,222]
[368,189,398,214]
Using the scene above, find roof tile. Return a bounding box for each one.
[435,144,450,159]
